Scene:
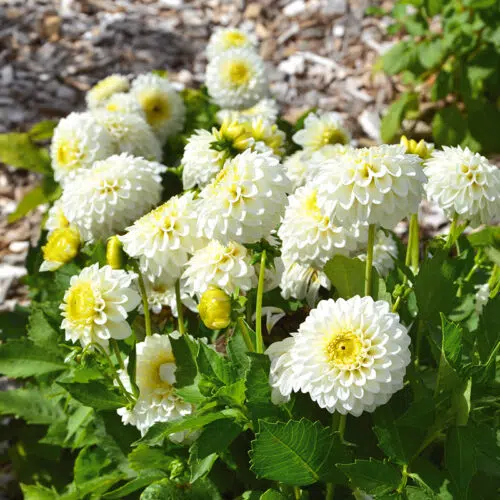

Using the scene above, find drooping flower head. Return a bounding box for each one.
[182,240,255,297]
[314,145,427,229]
[86,74,130,109]
[279,184,366,268]
[356,229,398,278]
[293,112,351,152]
[206,47,268,109]
[130,73,186,142]
[117,334,194,440]
[197,149,291,244]
[424,146,500,227]
[62,154,166,242]
[206,27,256,60]
[50,112,115,183]
[267,296,411,416]
[216,98,279,125]
[120,192,201,284]
[61,263,140,349]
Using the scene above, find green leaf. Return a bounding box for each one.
[441,315,463,371]
[128,445,174,473]
[0,388,63,424]
[8,184,48,223]
[382,42,415,75]
[59,381,129,411]
[432,106,467,146]
[324,255,366,299]
[0,339,66,377]
[477,294,500,369]
[0,132,51,173]
[338,459,401,496]
[170,334,199,388]
[27,305,62,354]
[103,470,168,499]
[227,325,251,378]
[197,342,236,385]
[260,490,290,500]
[192,418,242,459]
[380,92,419,143]
[418,39,446,69]
[467,226,500,247]
[21,484,59,500]
[250,419,349,486]
[445,426,476,500]
[29,120,57,141]
[140,478,222,500]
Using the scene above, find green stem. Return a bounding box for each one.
[175,279,185,335]
[397,464,409,493]
[237,317,255,352]
[364,224,376,297]
[405,219,414,269]
[293,486,301,500]
[111,339,125,370]
[392,295,402,313]
[410,213,420,272]
[325,483,334,500]
[338,413,347,441]
[135,267,152,337]
[445,213,460,250]
[414,320,423,369]
[255,250,267,354]
[325,413,347,498]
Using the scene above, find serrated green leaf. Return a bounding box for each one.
[251,419,349,486]
[59,381,128,411]
[0,388,63,424]
[27,305,62,354]
[0,132,51,173]
[170,334,199,388]
[445,426,476,500]
[128,445,174,473]
[140,478,222,500]
[197,342,236,385]
[324,255,366,299]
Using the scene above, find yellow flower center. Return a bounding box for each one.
[222,31,248,49]
[325,331,363,368]
[42,227,80,265]
[138,353,176,392]
[56,138,82,169]
[223,60,251,86]
[66,281,96,325]
[106,103,119,112]
[320,127,348,147]
[139,90,171,126]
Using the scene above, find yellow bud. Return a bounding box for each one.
[198,287,232,330]
[399,135,432,160]
[217,118,252,151]
[42,227,80,269]
[106,236,124,270]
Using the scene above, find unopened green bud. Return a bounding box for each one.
[198,287,232,330]
[106,236,123,269]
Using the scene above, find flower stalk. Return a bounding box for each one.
[135,266,152,337]
[255,249,267,353]
[175,279,186,335]
[364,224,376,297]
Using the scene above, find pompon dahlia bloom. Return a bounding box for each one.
[216,98,279,125]
[206,48,268,109]
[356,230,398,278]
[117,334,194,440]
[266,296,411,416]
[283,150,310,190]
[50,112,115,183]
[197,149,291,244]
[280,256,331,307]
[103,92,145,117]
[60,264,140,349]
[293,112,351,152]
[86,74,130,109]
[182,240,255,297]
[306,143,353,181]
[424,146,500,227]
[120,192,201,284]
[278,185,366,268]
[314,145,427,229]
[206,27,256,60]
[130,73,185,141]
[181,129,228,190]
[143,278,197,316]
[93,110,162,162]
[61,154,166,242]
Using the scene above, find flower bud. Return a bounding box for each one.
[106,235,124,270]
[40,227,80,272]
[400,135,433,160]
[198,287,232,330]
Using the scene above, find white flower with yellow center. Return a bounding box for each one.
[279,185,366,268]
[280,256,331,307]
[143,278,197,316]
[216,98,280,125]
[50,112,115,183]
[181,129,228,190]
[93,110,162,162]
[283,150,310,190]
[197,149,291,244]
[306,143,353,181]
[266,296,411,416]
[45,199,70,233]
[424,146,500,227]
[60,263,140,349]
[314,145,427,229]
[130,73,186,142]
[356,230,398,278]
[207,27,256,60]
[293,112,351,152]
[206,47,268,109]
[117,333,194,441]
[62,153,166,242]
[120,192,201,284]
[86,74,130,109]
[103,92,146,118]
[182,240,255,297]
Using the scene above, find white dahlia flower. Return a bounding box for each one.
[61,154,166,242]
[216,98,279,125]
[197,149,290,244]
[130,73,186,142]
[143,278,197,316]
[206,47,268,109]
[86,74,130,109]
[120,192,201,284]
[314,145,427,229]
[206,27,256,60]
[474,283,490,315]
[356,230,398,278]
[266,296,411,416]
[280,257,331,307]
[182,240,255,297]
[103,92,146,117]
[117,333,194,441]
[60,263,140,349]
[293,112,351,152]
[279,185,365,268]
[424,146,500,227]
[93,110,162,162]
[45,198,70,233]
[50,112,115,183]
[181,129,228,189]
[283,151,310,190]
[306,144,353,181]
